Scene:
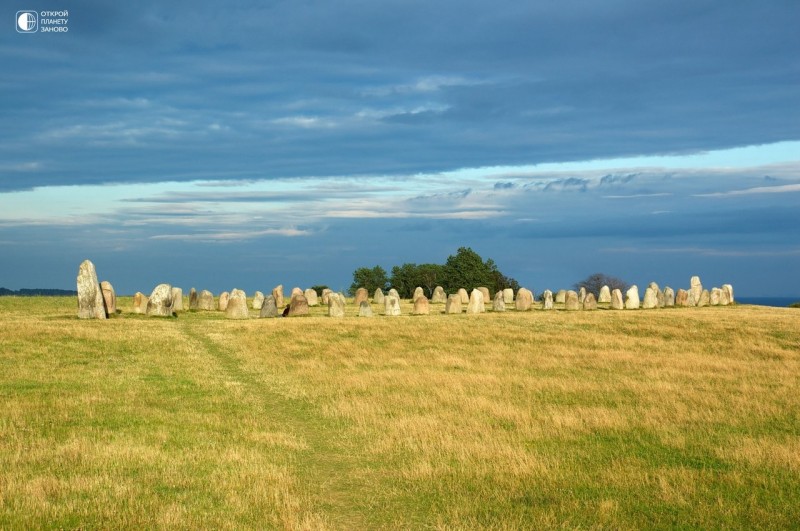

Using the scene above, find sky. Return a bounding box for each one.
[1,1,799,297]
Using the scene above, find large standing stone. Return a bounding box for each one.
[384,295,401,316]
[565,290,580,311]
[457,288,469,304]
[388,288,400,300]
[598,285,611,303]
[648,281,660,294]
[413,295,430,315]
[358,301,373,317]
[198,290,215,311]
[272,285,284,308]
[642,287,658,309]
[170,287,183,311]
[189,288,198,310]
[492,291,505,312]
[146,284,173,317]
[478,287,491,304]
[719,286,731,306]
[722,284,734,305]
[555,290,566,304]
[290,287,303,299]
[610,289,624,310]
[373,288,385,305]
[77,260,107,319]
[260,295,278,317]
[354,287,369,306]
[503,288,514,304]
[413,287,425,301]
[697,289,710,307]
[304,289,319,307]
[328,293,345,317]
[675,289,689,307]
[431,286,446,304]
[253,291,265,310]
[226,289,249,319]
[578,287,587,304]
[133,292,149,314]
[710,288,721,306]
[583,293,597,310]
[542,290,554,310]
[322,288,333,305]
[515,288,533,311]
[100,280,116,315]
[625,286,640,310]
[664,287,675,307]
[287,294,309,316]
[689,276,703,307]
[467,289,485,314]
[656,289,666,308]
[219,291,230,311]
[445,294,462,314]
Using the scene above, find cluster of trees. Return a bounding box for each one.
[0,287,78,296]
[349,247,520,299]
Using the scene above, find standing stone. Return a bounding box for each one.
[413,295,430,315]
[583,293,597,310]
[272,285,284,308]
[358,301,373,317]
[687,289,698,307]
[458,288,469,304]
[76,260,107,319]
[290,287,303,299]
[664,287,675,307]
[710,288,721,306]
[413,287,425,301]
[542,290,554,310]
[656,289,666,308]
[100,280,116,315]
[676,289,689,307]
[146,284,173,317]
[445,294,462,314]
[492,291,506,312]
[625,286,640,310]
[697,289,710,307]
[328,293,345,317]
[555,290,566,304]
[226,289,249,319]
[722,284,734,305]
[304,289,319,307]
[354,287,369,306]
[373,288,385,305]
[565,290,580,311]
[287,294,309,316]
[170,287,183,311]
[198,290,215,311]
[503,288,514,304]
[578,287,587,304]
[467,289,485,314]
[719,286,731,306]
[431,286,446,304]
[322,288,333,305]
[610,289,624,310]
[515,288,533,311]
[260,295,278,317]
[598,285,611,303]
[133,292,149,314]
[388,288,400,300]
[384,295,401,316]
[219,291,230,311]
[642,287,657,309]
[189,288,198,310]
[253,291,265,310]
[478,287,491,304]
[689,276,703,306]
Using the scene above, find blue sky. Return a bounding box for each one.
[1,1,799,296]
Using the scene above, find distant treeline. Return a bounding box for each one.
[0,287,77,296]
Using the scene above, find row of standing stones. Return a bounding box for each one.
[77,260,734,320]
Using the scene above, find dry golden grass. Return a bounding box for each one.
[1,296,798,528]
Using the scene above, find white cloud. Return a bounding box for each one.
[694,183,800,197]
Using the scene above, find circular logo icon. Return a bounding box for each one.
[17,11,37,32]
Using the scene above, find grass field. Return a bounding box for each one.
[1,296,798,529]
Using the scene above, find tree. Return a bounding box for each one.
[573,273,629,298]
[416,263,444,297]
[349,266,389,296]
[441,247,505,294]
[389,263,444,298]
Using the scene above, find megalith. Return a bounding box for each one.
[146,283,173,317]
[76,260,107,319]
[226,289,249,319]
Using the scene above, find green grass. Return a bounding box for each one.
[1,296,798,529]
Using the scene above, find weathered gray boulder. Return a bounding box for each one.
[722,284,734,305]
[697,289,710,307]
[598,285,611,303]
[358,301,373,317]
[467,289,485,314]
[492,291,505,312]
[253,291,265,310]
[578,287,586,304]
[354,287,369,306]
[272,285,284,308]
[431,286,446,304]
[676,289,689,307]
[445,294,462,314]
[189,288,198,310]
[388,288,400,300]
[100,280,116,315]
[413,287,425,301]
[664,287,675,307]
[198,290,215,311]
[384,295,401,316]
[642,287,658,309]
[515,288,533,311]
[503,288,514,304]
[77,260,107,319]
[555,290,566,304]
[478,287,491,304]
[710,287,721,306]
[260,295,278,317]
[133,292,149,314]
[287,294,309,316]
[458,288,469,304]
[219,291,230,311]
[565,290,580,311]
[170,287,183,311]
[373,288,385,305]
[610,289,624,310]
[413,295,430,315]
[625,286,640,310]
[583,293,597,310]
[226,289,249,319]
[146,283,173,317]
[542,290,554,310]
[328,293,345,317]
[689,276,703,306]
[304,289,319,307]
